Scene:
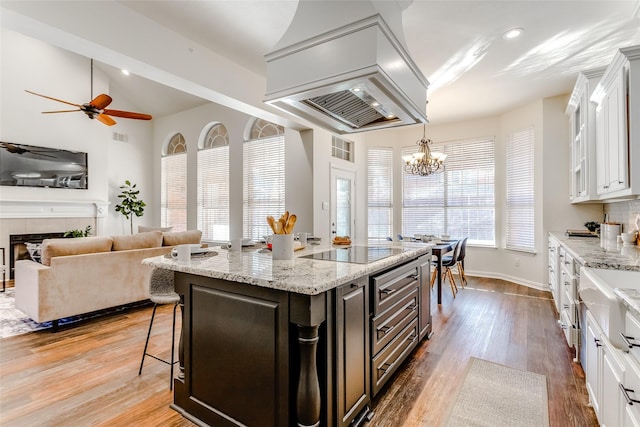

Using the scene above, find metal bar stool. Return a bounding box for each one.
[138,268,180,389]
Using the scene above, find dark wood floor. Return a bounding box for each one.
[0,277,597,426]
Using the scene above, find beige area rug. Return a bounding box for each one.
[444,357,549,427]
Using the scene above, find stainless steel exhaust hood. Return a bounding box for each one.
[264,1,429,134]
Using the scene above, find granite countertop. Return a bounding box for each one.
[549,232,640,272]
[142,241,432,296]
[614,288,640,317]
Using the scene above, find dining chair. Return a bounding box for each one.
[396,234,404,241]
[454,237,469,287]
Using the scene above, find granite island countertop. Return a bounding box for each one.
[142,241,432,296]
[614,288,640,317]
[549,232,640,272]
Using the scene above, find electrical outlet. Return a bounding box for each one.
[515,258,520,267]
[322,202,329,210]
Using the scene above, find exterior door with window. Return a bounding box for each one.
[330,167,355,240]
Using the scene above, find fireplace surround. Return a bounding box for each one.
[0,200,109,283]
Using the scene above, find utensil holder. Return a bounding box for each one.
[272,234,294,260]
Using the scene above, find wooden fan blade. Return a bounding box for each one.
[25,90,81,108]
[103,109,152,120]
[41,109,82,114]
[96,114,116,126]
[90,94,112,110]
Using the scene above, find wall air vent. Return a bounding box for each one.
[264,1,429,134]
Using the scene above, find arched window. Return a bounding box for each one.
[161,133,187,231]
[243,118,285,240]
[197,123,229,241]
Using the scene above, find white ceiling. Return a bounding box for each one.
[72,1,640,125]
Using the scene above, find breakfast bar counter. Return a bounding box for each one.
[143,242,433,427]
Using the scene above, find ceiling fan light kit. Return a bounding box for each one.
[25,59,152,126]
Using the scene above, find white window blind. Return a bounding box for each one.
[367,147,393,242]
[243,135,285,240]
[197,124,229,241]
[506,127,535,252]
[161,133,187,232]
[402,138,495,245]
[161,153,187,232]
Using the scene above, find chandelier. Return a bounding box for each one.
[402,125,447,176]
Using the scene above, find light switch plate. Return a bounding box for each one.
[322,202,329,210]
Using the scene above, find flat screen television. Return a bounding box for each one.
[0,142,88,189]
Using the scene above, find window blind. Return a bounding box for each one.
[243,135,285,240]
[402,138,495,245]
[161,153,187,232]
[197,145,229,241]
[367,147,393,242]
[506,127,535,252]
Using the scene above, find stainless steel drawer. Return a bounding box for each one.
[371,318,418,396]
[372,260,419,316]
[371,287,419,356]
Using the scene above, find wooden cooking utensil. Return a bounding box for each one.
[286,214,297,234]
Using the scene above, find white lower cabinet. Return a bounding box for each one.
[585,309,628,426]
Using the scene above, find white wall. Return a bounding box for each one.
[0,29,154,236]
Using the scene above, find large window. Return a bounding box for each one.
[402,137,495,245]
[368,147,393,242]
[161,133,187,231]
[506,127,535,252]
[198,123,229,241]
[243,119,285,240]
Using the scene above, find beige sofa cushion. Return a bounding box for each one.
[162,230,202,246]
[41,236,113,266]
[112,231,163,251]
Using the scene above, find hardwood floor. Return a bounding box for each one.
[0,277,597,426]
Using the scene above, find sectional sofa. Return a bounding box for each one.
[14,229,201,327]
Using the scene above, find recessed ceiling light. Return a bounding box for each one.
[372,102,380,107]
[503,28,524,40]
[121,69,130,76]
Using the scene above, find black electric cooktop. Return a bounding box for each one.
[301,246,407,264]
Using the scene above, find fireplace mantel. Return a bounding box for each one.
[0,200,109,219]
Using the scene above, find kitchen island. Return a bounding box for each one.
[143,242,432,427]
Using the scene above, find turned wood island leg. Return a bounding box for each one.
[296,325,321,427]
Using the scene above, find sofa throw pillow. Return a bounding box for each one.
[138,225,174,233]
[41,236,114,266]
[25,242,43,263]
[162,230,202,246]
[112,230,163,251]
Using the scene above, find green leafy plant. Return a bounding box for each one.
[63,225,92,238]
[115,180,146,234]
[584,221,600,232]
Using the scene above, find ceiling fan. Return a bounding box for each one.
[25,59,152,126]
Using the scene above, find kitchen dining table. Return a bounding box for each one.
[430,240,457,304]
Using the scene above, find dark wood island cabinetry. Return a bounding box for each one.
[143,243,432,426]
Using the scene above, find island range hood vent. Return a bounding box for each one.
[264,1,429,134]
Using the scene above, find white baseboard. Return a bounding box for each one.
[465,270,548,292]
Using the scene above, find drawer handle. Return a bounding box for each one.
[379,361,394,374]
[560,323,567,330]
[406,334,418,344]
[620,333,640,349]
[594,338,602,348]
[406,304,418,312]
[564,282,571,286]
[409,274,419,280]
[563,304,570,310]
[380,288,397,295]
[378,325,395,336]
[620,384,640,405]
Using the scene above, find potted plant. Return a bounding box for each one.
[115,180,146,234]
[63,225,92,238]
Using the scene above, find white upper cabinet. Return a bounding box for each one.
[591,45,640,200]
[566,68,605,203]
